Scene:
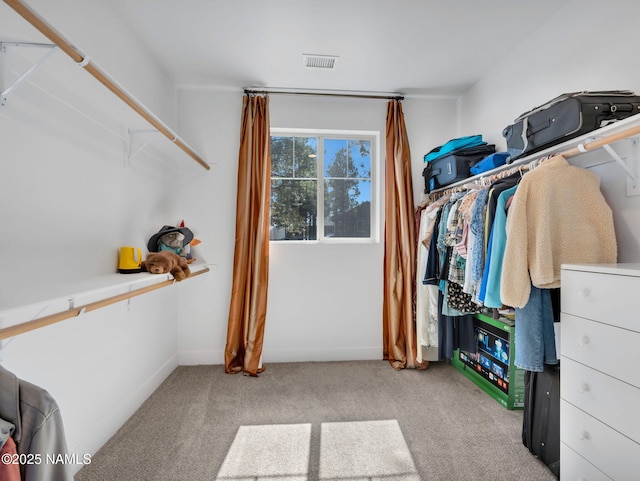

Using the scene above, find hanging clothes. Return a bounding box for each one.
[437,296,476,361]
[421,152,616,371]
[483,184,518,308]
[478,173,521,305]
[499,154,616,372]
[421,195,477,360]
[514,285,559,372]
[0,418,20,481]
[416,195,450,362]
[0,366,72,481]
[467,189,490,300]
[501,154,617,308]
[444,193,480,314]
[416,205,432,362]
[461,192,479,297]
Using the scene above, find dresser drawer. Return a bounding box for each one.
[561,442,612,481]
[561,400,640,480]
[561,269,640,331]
[562,314,640,389]
[561,357,640,442]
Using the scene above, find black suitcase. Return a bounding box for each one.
[522,364,560,478]
[503,90,640,159]
[422,144,495,193]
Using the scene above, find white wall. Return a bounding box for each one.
[0,2,195,473]
[460,0,640,262]
[174,88,244,364]
[175,92,458,364]
[268,96,385,362]
[13,0,178,128]
[403,96,461,204]
[0,85,183,471]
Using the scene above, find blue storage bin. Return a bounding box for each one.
[470,152,510,175]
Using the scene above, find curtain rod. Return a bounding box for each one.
[4,0,210,171]
[244,88,404,101]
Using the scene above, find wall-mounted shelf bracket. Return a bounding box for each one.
[589,139,639,196]
[0,41,56,107]
[126,128,160,166]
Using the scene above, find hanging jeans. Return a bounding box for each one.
[514,285,558,372]
[437,290,475,360]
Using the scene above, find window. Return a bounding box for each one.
[270,130,377,242]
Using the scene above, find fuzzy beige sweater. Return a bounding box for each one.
[500,155,617,308]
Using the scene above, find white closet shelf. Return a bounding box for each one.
[428,113,640,196]
[0,263,211,341]
[2,0,210,172]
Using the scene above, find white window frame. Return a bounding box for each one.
[270,128,380,244]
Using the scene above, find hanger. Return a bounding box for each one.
[461,180,483,191]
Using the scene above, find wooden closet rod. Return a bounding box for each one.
[3,0,210,171]
[0,267,209,341]
[562,123,640,158]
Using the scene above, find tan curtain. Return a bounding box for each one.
[383,100,428,371]
[225,94,271,377]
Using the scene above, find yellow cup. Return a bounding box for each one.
[118,246,143,273]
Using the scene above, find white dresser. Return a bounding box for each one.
[560,263,640,481]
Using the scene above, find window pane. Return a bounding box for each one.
[350,140,371,178]
[271,136,317,178]
[271,136,293,177]
[294,137,317,178]
[270,179,317,240]
[324,139,348,177]
[324,179,371,238]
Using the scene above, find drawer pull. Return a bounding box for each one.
[578,430,590,441]
[578,336,590,346]
[578,383,591,393]
[577,288,591,299]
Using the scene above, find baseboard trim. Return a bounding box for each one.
[177,347,382,366]
[264,346,382,363]
[68,354,178,473]
[178,349,224,365]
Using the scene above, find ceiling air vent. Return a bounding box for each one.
[303,54,338,69]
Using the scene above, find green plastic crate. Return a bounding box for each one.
[451,312,525,410]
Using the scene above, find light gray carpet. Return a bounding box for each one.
[74,360,557,481]
[215,423,312,481]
